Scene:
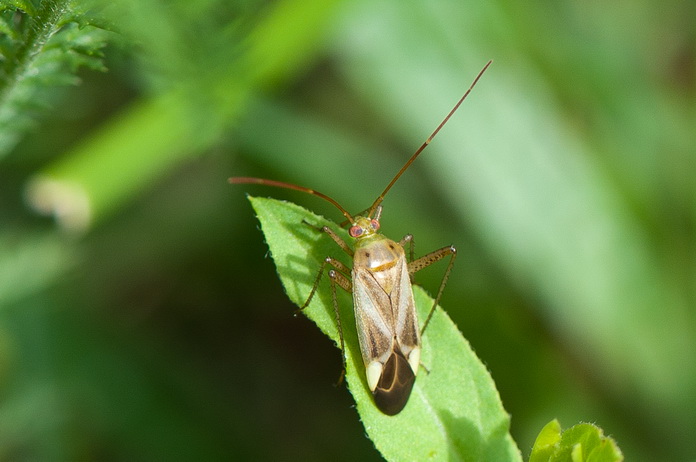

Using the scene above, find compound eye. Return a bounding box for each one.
[370,219,380,231]
[349,225,363,238]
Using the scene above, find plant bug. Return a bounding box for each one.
[231,61,491,415]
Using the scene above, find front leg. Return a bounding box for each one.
[327,268,352,385]
[300,220,354,384]
[299,256,353,386]
[299,256,351,311]
[303,219,353,257]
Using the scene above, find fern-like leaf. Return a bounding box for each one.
[0,0,109,156]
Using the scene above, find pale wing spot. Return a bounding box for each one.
[407,346,421,376]
[366,361,383,392]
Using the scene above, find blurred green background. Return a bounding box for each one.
[1,0,694,460]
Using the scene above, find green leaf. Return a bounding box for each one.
[530,419,623,462]
[246,196,521,461]
[530,419,563,462]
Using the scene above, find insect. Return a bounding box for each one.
[231,61,491,415]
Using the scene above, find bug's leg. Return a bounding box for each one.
[299,220,354,384]
[327,268,352,385]
[302,220,354,256]
[295,251,352,385]
[297,220,352,312]
[298,256,350,311]
[407,245,457,336]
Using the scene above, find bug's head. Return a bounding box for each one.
[348,205,383,239]
[349,216,379,239]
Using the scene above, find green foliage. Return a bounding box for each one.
[22,0,344,231]
[0,0,108,156]
[248,196,522,461]
[0,0,693,459]
[530,420,623,462]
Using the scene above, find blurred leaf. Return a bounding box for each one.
[247,196,522,461]
[0,232,74,308]
[530,419,623,462]
[530,419,563,462]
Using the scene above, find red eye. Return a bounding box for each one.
[371,219,380,231]
[349,226,363,237]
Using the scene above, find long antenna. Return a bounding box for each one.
[366,60,492,218]
[229,177,355,223]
